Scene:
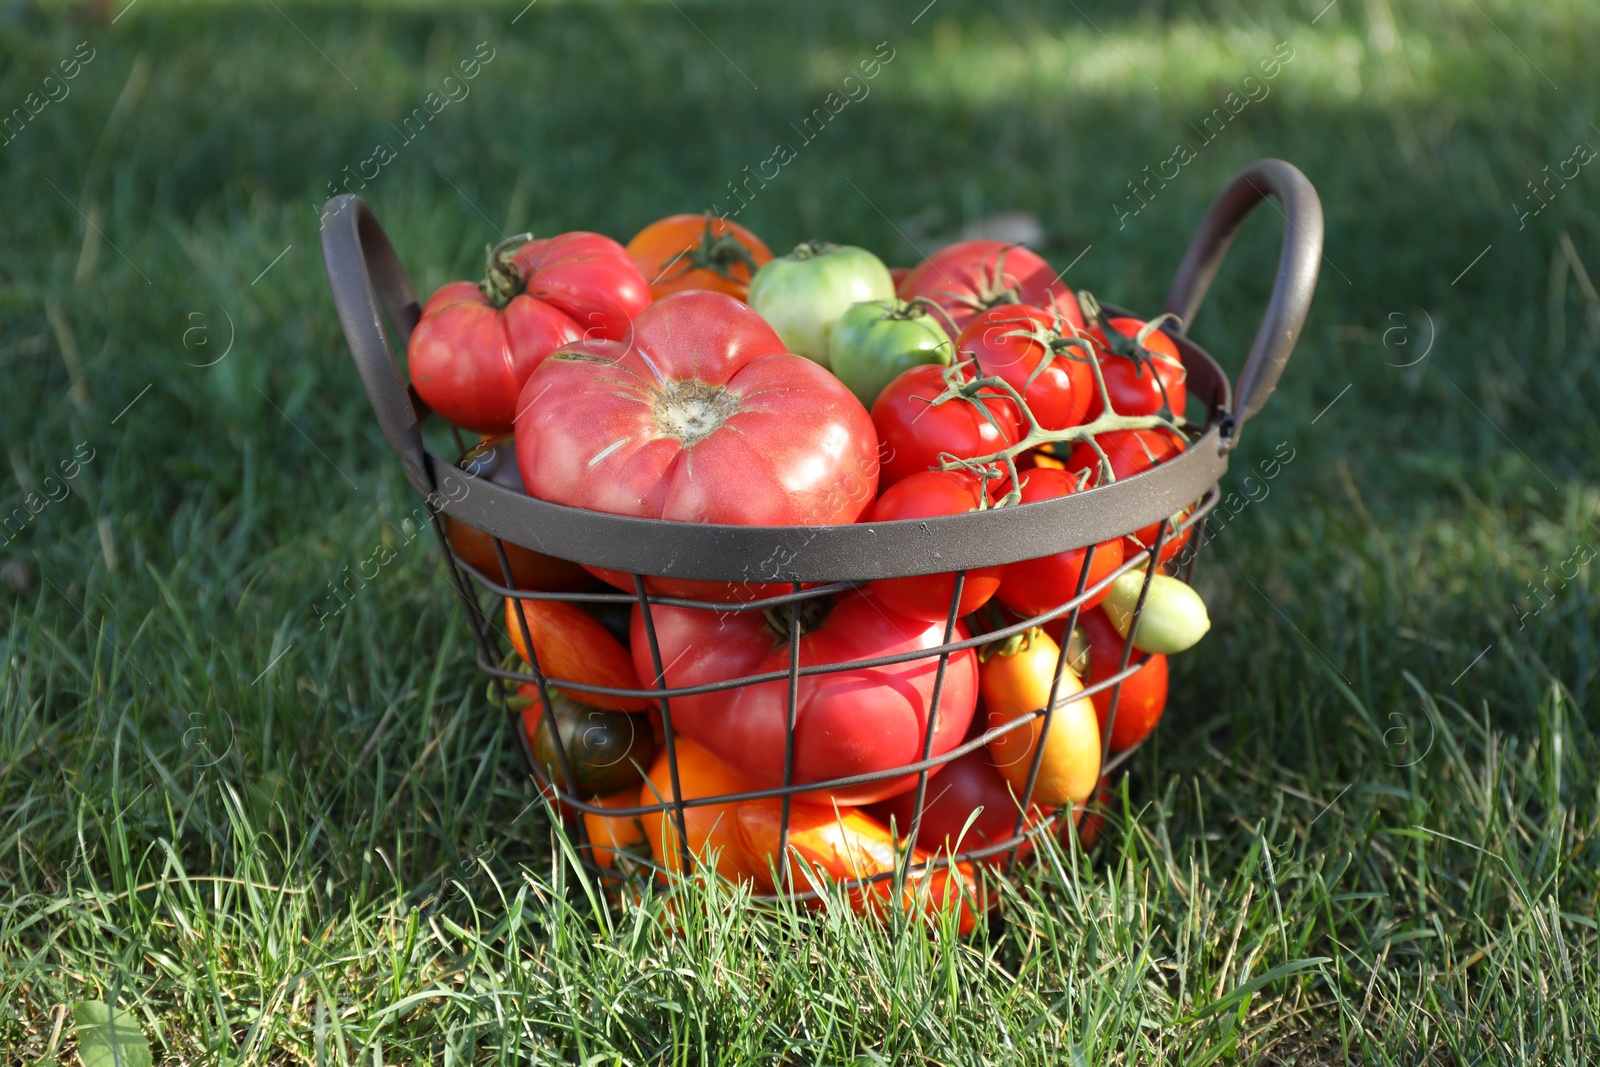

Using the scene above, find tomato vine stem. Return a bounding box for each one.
[928,290,1188,506]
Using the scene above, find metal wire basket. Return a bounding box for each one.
[320,158,1322,909]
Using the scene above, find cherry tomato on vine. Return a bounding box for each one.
[871,362,1021,489]
[995,468,1125,617]
[897,240,1083,341]
[956,303,1095,431]
[408,231,650,433]
[1084,316,1188,421]
[863,470,1004,622]
[626,213,773,301]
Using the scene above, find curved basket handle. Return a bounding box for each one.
[319,195,432,494]
[1163,158,1323,441]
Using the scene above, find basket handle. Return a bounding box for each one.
[1162,158,1322,440]
[319,194,432,495]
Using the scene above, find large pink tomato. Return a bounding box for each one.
[897,240,1084,341]
[407,232,651,434]
[514,290,880,598]
[629,589,977,805]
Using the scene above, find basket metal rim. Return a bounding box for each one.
[421,312,1232,584]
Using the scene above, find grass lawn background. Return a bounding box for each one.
[2,0,1597,1062]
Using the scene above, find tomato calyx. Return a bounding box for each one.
[650,378,742,446]
[921,290,1192,502]
[762,596,834,641]
[1078,291,1186,419]
[924,243,1029,318]
[478,232,538,308]
[978,622,1044,663]
[652,213,762,286]
[786,240,844,261]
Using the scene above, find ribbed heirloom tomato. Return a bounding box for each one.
[897,239,1084,340]
[408,232,651,433]
[631,589,977,805]
[625,213,772,301]
[513,290,880,598]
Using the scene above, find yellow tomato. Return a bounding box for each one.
[981,629,1102,807]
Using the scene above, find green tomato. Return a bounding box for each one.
[827,300,953,407]
[1103,571,1211,655]
[531,692,657,796]
[747,242,896,367]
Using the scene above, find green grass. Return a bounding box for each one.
[3,0,1598,1062]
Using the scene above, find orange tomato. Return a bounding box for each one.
[583,789,651,871]
[639,737,772,891]
[736,799,980,933]
[981,629,1102,808]
[504,598,650,712]
[625,213,773,300]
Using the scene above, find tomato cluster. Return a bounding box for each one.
[414,215,1213,926]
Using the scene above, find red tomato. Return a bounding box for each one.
[630,590,977,805]
[1084,317,1188,421]
[736,799,980,933]
[408,232,651,434]
[957,303,1095,431]
[1076,606,1168,751]
[505,598,650,712]
[871,362,1021,489]
[897,240,1083,341]
[1064,428,1192,561]
[864,470,1004,622]
[625,213,773,301]
[868,749,1043,866]
[514,290,880,599]
[996,468,1125,617]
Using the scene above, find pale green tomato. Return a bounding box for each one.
[827,300,953,407]
[1103,571,1211,655]
[747,242,896,367]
